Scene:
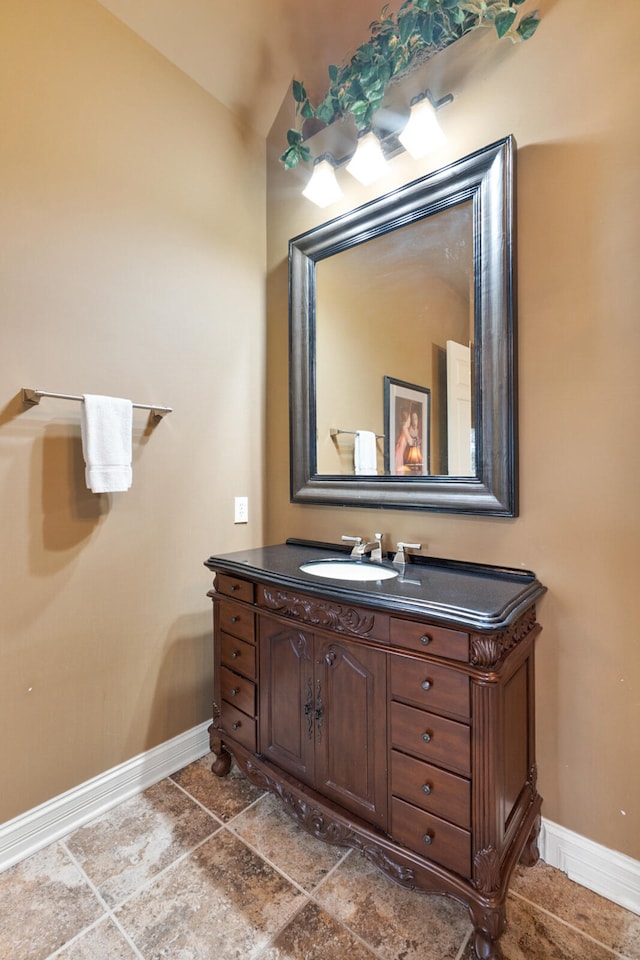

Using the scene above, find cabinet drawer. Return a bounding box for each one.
[220,700,256,752]
[220,632,256,680]
[216,574,254,604]
[391,702,470,777]
[392,797,471,877]
[390,657,470,720]
[220,666,256,718]
[391,750,470,829]
[390,618,469,662]
[218,599,255,644]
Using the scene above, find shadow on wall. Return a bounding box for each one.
[30,424,106,571]
[126,612,214,760]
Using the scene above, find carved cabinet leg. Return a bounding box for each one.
[211,747,232,777]
[208,721,232,778]
[471,905,506,960]
[519,812,542,867]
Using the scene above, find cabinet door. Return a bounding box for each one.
[259,618,315,784]
[314,638,388,828]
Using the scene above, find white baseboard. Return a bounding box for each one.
[540,818,640,916]
[0,720,211,873]
[2,736,638,919]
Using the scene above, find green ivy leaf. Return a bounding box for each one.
[494,8,516,37]
[280,146,299,169]
[350,100,370,117]
[292,80,306,103]
[328,64,338,82]
[516,14,540,40]
[355,42,375,62]
[301,99,314,119]
[286,128,303,146]
[315,99,336,123]
[399,10,416,43]
[419,12,435,43]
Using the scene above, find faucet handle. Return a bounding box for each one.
[341,535,363,557]
[393,541,422,566]
[371,532,384,562]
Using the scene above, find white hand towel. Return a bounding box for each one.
[354,430,378,476]
[81,394,133,493]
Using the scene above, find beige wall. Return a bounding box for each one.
[266,0,640,860]
[0,0,266,822]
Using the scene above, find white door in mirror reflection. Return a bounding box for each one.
[446,340,473,475]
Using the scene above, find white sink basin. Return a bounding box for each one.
[300,559,399,582]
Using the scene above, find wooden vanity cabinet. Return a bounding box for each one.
[259,616,388,828]
[207,563,543,960]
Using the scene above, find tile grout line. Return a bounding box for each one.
[103,822,226,913]
[165,771,251,820]
[50,839,146,960]
[223,821,391,960]
[454,928,474,960]
[509,889,633,960]
[43,773,273,957]
[221,801,473,960]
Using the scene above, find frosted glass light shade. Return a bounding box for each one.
[345,131,388,185]
[302,159,343,208]
[398,98,446,158]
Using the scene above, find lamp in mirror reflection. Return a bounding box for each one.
[398,90,451,158]
[345,130,389,186]
[405,443,423,472]
[302,154,343,208]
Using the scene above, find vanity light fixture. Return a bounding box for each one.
[302,154,343,208]
[345,130,389,186]
[398,89,452,159]
[300,89,453,207]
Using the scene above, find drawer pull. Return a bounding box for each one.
[422,731,432,743]
[230,616,239,623]
[420,635,432,646]
[423,833,433,845]
[422,783,432,795]
[230,688,239,697]
[232,721,241,730]
[231,650,240,659]
[421,679,432,691]
[230,584,238,592]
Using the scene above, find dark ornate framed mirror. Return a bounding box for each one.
[289,135,517,516]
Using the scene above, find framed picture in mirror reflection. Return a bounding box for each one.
[384,377,430,476]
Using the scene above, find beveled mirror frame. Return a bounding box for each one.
[289,135,517,516]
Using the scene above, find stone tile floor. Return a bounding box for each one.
[1,754,638,960]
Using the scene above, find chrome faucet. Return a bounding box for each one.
[342,533,384,561]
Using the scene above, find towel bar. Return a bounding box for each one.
[330,427,384,439]
[22,388,172,419]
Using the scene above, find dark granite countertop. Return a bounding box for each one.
[204,540,546,632]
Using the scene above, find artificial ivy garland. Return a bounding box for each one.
[281,0,540,169]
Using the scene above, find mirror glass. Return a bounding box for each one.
[289,136,517,516]
[315,200,474,477]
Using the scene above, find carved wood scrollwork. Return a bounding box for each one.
[473,846,502,894]
[470,607,537,667]
[242,757,416,886]
[211,698,221,730]
[261,587,375,637]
